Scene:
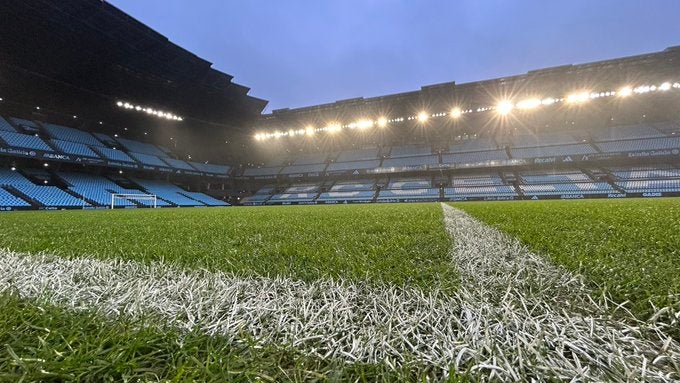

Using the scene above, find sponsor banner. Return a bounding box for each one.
[444,195,516,202]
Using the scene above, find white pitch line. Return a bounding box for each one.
[0,205,677,382]
[440,203,679,382]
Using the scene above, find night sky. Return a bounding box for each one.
[109,0,680,112]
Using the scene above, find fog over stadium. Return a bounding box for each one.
[110,0,680,111]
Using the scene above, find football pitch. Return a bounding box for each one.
[1,199,678,381]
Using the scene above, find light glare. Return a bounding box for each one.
[496,100,514,115]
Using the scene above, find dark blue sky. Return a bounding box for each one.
[110,0,680,112]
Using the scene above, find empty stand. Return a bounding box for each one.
[0,117,17,132]
[42,123,103,146]
[116,137,167,157]
[326,159,381,172]
[50,139,101,158]
[510,144,597,158]
[0,130,53,151]
[59,172,153,207]
[132,179,206,206]
[0,169,86,207]
[595,137,680,153]
[381,155,439,168]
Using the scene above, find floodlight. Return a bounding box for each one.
[305,126,315,136]
[516,98,541,110]
[496,100,514,115]
[618,87,633,97]
[417,111,429,123]
[377,117,388,127]
[566,92,590,104]
[659,82,671,91]
[327,123,342,133]
[356,119,373,129]
[450,107,462,118]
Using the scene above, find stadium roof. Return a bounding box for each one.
[0,0,267,133]
[258,46,680,134]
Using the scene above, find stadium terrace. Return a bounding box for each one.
[0,1,678,382]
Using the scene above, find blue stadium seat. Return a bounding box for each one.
[129,152,170,167]
[449,138,498,153]
[520,182,613,195]
[92,146,136,163]
[451,175,503,186]
[389,145,432,157]
[279,163,327,174]
[0,187,30,207]
[595,137,680,153]
[293,152,329,165]
[42,123,104,146]
[507,133,578,148]
[442,149,508,164]
[133,179,207,206]
[611,167,680,180]
[180,191,229,206]
[330,181,375,191]
[335,147,380,162]
[0,169,87,207]
[381,155,439,168]
[0,117,17,132]
[116,137,167,157]
[9,117,39,129]
[377,188,439,201]
[444,185,517,198]
[592,124,664,141]
[520,171,591,183]
[284,184,320,193]
[50,139,100,158]
[617,179,680,193]
[387,178,432,189]
[59,172,156,207]
[326,159,381,172]
[161,157,196,171]
[510,144,597,158]
[188,162,231,175]
[317,191,375,202]
[0,131,53,151]
[267,193,317,204]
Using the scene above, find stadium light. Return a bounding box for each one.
[618,87,633,97]
[515,98,541,110]
[327,123,342,133]
[566,92,590,104]
[10,166,16,171]
[252,80,680,140]
[116,100,183,121]
[356,119,373,130]
[496,100,514,115]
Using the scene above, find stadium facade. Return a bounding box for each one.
[0,0,679,210]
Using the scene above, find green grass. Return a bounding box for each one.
[0,293,470,383]
[454,198,680,319]
[0,203,455,292]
